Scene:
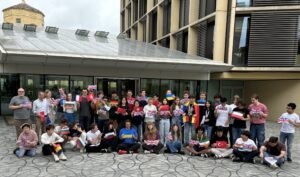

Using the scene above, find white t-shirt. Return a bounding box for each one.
[143,104,157,121]
[86,130,101,145]
[235,138,257,152]
[279,112,300,133]
[215,104,231,127]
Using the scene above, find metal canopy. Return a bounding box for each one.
[0,25,232,75]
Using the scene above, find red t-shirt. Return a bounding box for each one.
[248,103,268,124]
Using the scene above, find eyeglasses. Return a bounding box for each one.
[18,91,24,92]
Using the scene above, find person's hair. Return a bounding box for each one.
[183,91,189,95]
[189,95,196,99]
[162,98,168,105]
[171,124,182,140]
[237,101,246,107]
[71,122,78,129]
[241,130,251,138]
[205,100,214,111]
[38,91,44,95]
[269,136,278,143]
[195,126,205,134]
[287,103,296,110]
[111,91,117,95]
[153,93,159,97]
[148,97,153,101]
[220,97,227,103]
[214,94,222,99]
[125,119,131,124]
[133,100,140,106]
[97,90,104,96]
[171,96,181,110]
[119,97,128,106]
[106,120,114,129]
[66,93,72,101]
[215,126,223,133]
[21,123,31,129]
[60,118,68,125]
[140,90,146,93]
[46,124,55,131]
[251,94,259,100]
[45,89,51,96]
[145,122,158,140]
[90,123,97,130]
[127,90,132,93]
[200,91,207,96]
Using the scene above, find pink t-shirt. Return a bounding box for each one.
[248,103,268,124]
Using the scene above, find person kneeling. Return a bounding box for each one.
[232,130,258,163]
[165,124,184,154]
[85,123,106,153]
[118,120,140,154]
[142,122,164,154]
[210,126,233,158]
[186,126,210,157]
[41,125,67,162]
[256,136,286,169]
[14,123,38,158]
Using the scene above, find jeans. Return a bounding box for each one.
[280,132,294,159]
[171,116,181,128]
[232,127,244,145]
[166,141,182,153]
[184,123,195,144]
[263,152,285,166]
[132,124,143,142]
[16,148,36,157]
[80,116,91,132]
[160,119,170,144]
[35,116,46,142]
[250,123,265,149]
[64,113,76,125]
[204,125,213,140]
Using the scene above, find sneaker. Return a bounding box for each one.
[271,163,278,169]
[53,154,60,162]
[178,151,185,155]
[232,157,241,162]
[80,148,84,153]
[144,150,151,154]
[215,155,220,159]
[202,154,208,158]
[107,147,112,153]
[59,153,67,161]
[13,148,19,155]
[100,149,107,153]
[253,156,263,164]
[118,150,127,155]
[287,158,292,163]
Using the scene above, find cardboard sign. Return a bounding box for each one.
[88,85,97,91]
[231,111,244,120]
[216,141,228,148]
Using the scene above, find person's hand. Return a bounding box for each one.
[225,120,229,125]
[115,111,119,114]
[211,143,216,148]
[259,153,264,158]
[288,119,295,125]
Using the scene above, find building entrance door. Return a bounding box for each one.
[95,78,139,98]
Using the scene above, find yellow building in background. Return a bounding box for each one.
[2,0,45,27]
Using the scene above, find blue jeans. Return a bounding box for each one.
[263,152,284,166]
[250,124,265,149]
[172,116,181,128]
[16,148,36,158]
[160,119,170,144]
[204,125,213,140]
[166,141,182,153]
[64,113,76,124]
[232,127,244,145]
[280,132,294,159]
[132,124,143,142]
[184,123,195,144]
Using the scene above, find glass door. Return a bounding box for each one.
[45,75,69,99]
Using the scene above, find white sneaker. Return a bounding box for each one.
[80,148,84,153]
[271,163,278,169]
[59,153,67,161]
[144,150,151,154]
[53,154,59,162]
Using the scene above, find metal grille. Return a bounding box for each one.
[253,0,300,6]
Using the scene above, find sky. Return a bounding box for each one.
[0,0,120,34]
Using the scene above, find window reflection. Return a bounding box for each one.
[237,0,252,7]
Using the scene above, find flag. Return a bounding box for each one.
[166,94,175,101]
[231,111,244,120]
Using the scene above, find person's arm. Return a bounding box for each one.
[259,146,266,158]
[260,105,268,118]
[54,133,64,143]
[288,117,300,127]
[16,134,22,146]
[32,101,37,115]
[41,134,50,145]
[277,150,286,159]
[73,102,77,111]
[244,113,250,121]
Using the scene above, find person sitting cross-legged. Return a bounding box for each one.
[210,126,233,158]
[14,123,38,158]
[186,126,211,157]
[142,122,164,154]
[118,120,140,154]
[41,125,67,162]
[254,136,286,169]
[232,130,258,163]
[85,123,106,153]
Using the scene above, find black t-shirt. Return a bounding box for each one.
[210,135,228,145]
[69,128,81,137]
[232,107,249,129]
[263,141,286,156]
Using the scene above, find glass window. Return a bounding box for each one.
[141,79,160,98]
[16,18,21,23]
[70,76,93,98]
[179,80,197,98]
[179,0,190,28]
[199,0,216,18]
[236,0,252,7]
[128,5,131,27]
[0,74,20,115]
[133,0,139,22]
[297,16,300,65]
[45,75,69,99]
[232,16,250,66]
[160,80,179,99]
[163,0,171,35]
[149,11,158,42]
[221,80,244,103]
[200,80,207,93]
[20,74,44,101]
[207,80,220,101]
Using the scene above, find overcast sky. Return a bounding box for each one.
[0,0,120,34]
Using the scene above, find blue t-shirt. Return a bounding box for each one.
[119,128,138,144]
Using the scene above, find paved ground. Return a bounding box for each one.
[0,117,299,177]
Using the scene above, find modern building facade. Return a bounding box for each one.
[2,0,45,27]
[120,0,300,120]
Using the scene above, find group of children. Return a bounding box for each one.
[13,88,299,169]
